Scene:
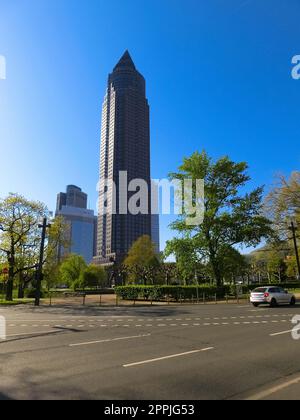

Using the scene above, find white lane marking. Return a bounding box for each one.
[246,375,300,400]
[69,333,151,347]
[270,328,300,337]
[123,347,214,368]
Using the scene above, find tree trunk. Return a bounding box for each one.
[6,245,16,301]
[6,264,14,301]
[211,260,223,287]
[18,272,25,299]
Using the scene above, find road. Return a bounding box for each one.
[0,303,300,400]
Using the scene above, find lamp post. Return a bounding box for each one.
[289,219,300,281]
[35,217,51,307]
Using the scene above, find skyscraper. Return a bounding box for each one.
[56,185,97,263]
[94,51,154,265]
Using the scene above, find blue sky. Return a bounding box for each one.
[0,0,300,251]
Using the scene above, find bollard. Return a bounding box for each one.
[203,293,205,305]
[83,295,86,306]
[99,294,102,307]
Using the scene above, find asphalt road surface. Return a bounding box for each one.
[0,303,300,400]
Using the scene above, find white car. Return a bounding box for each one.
[250,287,296,308]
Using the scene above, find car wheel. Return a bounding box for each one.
[290,297,296,306]
[252,303,259,307]
[270,298,277,308]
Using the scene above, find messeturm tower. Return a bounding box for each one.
[94,51,154,265]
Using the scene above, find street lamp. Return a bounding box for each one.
[289,219,300,281]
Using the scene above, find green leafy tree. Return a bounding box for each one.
[266,172,300,239]
[124,235,160,284]
[165,237,202,285]
[167,151,273,286]
[265,172,300,276]
[79,265,107,289]
[286,255,299,279]
[267,251,286,283]
[215,246,248,284]
[0,194,46,301]
[59,254,87,289]
[43,216,71,292]
[159,262,178,285]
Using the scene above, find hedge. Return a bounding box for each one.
[114,285,232,301]
[234,282,300,294]
[115,283,300,301]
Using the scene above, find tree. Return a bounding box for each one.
[0,194,46,301]
[79,265,107,289]
[267,251,286,283]
[124,235,160,284]
[266,172,300,239]
[165,237,203,285]
[43,216,71,293]
[286,255,299,279]
[167,151,273,286]
[215,246,248,284]
[265,172,300,275]
[159,262,178,285]
[59,254,87,289]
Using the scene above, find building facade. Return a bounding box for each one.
[94,51,156,265]
[56,185,97,263]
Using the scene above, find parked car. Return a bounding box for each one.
[250,287,296,308]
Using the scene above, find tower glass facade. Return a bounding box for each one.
[56,185,97,263]
[94,51,153,264]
